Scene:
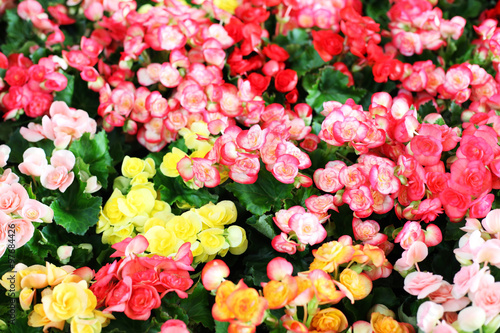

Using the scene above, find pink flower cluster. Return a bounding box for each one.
[90,236,194,321]
[405,210,500,333]
[271,196,333,254]
[0,52,68,120]
[19,147,75,193]
[20,101,97,148]
[387,0,466,57]
[0,145,53,257]
[314,92,500,223]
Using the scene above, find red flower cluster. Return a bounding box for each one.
[0,52,67,119]
[90,236,194,320]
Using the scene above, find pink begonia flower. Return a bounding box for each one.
[452,263,492,299]
[271,233,298,255]
[453,230,485,264]
[395,241,428,272]
[352,218,387,246]
[395,221,425,250]
[457,306,486,332]
[161,319,189,333]
[305,194,335,215]
[111,235,149,258]
[0,145,10,168]
[481,209,500,237]
[40,165,75,192]
[424,224,443,247]
[417,301,444,333]
[432,321,459,333]
[351,321,372,333]
[272,154,299,184]
[50,149,75,171]
[475,239,500,266]
[313,161,345,193]
[471,282,500,321]
[288,212,327,246]
[21,199,53,222]
[0,169,19,185]
[273,206,305,234]
[404,271,443,299]
[428,282,470,312]
[18,147,48,177]
[10,218,35,249]
[267,257,293,281]
[0,183,28,214]
[201,259,230,291]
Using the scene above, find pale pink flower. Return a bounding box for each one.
[288,212,326,246]
[417,301,444,333]
[452,263,490,299]
[457,306,486,332]
[428,282,470,312]
[18,147,48,177]
[454,231,485,264]
[0,183,28,214]
[481,209,500,237]
[21,199,53,223]
[404,271,443,299]
[10,218,35,249]
[40,166,74,192]
[50,149,75,171]
[475,239,500,266]
[0,145,10,168]
[395,221,425,250]
[471,282,500,321]
[432,321,459,333]
[0,169,19,185]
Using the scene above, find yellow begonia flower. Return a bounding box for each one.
[198,228,226,255]
[225,225,248,255]
[102,189,130,227]
[166,211,202,243]
[42,280,89,322]
[143,217,168,233]
[145,226,183,257]
[19,288,35,311]
[70,315,102,333]
[151,200,172,216]
[213,0,239,14]
[117,187,156,217]
[130,213,149,234]
[160,148,187,177]
[28,304,65,331]
[217,201,238,225]
[143,158,156,178]
[112,224,135,243]
[197,202,227,229]
[121,156,145,179]
[130,172,150,186]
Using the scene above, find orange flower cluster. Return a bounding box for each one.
[202,235,394,333]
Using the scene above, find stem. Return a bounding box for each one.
[303,305,308,324]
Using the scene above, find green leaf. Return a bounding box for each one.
[371,287,400,309]
[303,67,366,113]
[105,313,156,333]
[54,72,75,106]
[70,131,113,188]
[287,28,310,45]
[51,182,102,235]
[154,172,219,208]
[289,45,325,77]
[178,283,214,329]
[246,214,277,239]
[226,167,294,215]
[3,9,35,56]
[215,320,230,333]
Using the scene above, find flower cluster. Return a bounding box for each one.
[0,262,112,333]
[0,52,68,120]
[0,145,53,257]
[90,236,194,320]
[202,237,392,333]
[99,155,247,262]
[402,209,500,333]
[20,101,97,149]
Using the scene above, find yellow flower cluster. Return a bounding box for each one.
[1,263,113,333]
[98,155,247,262]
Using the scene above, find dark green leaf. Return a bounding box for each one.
[154,172,219,208]
[51,182,102,235]
[215,320,230,333]
[226,167,294,215]
[304,67,366,112]
[287,28,310,45]
[54,72,75,105]
[246,214,277,239]
[178,283,214,329]
[70,131,113,188]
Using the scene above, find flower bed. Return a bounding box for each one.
[1,0,500,332]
